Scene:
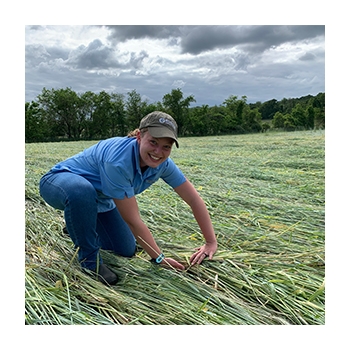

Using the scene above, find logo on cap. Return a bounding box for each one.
[159,118,176,131]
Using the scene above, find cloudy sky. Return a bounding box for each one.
[25,25,325,106]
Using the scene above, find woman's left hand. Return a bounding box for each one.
[189,241,217,265]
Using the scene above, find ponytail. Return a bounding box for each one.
[127,129,139,138]
[127,128,148,138]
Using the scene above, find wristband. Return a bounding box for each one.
[151,253,165,264]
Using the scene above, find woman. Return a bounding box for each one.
[40,111,217,285]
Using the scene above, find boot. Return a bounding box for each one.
[85,264,119,286]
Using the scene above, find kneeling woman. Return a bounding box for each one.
[40,111,217,285]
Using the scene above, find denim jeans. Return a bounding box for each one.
[39,171,136,270]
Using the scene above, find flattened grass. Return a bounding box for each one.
[25,130,325,325]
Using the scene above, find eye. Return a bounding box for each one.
[164,145,172,150]
[150,140,157,146]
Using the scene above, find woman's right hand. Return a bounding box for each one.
[161,258,185,270]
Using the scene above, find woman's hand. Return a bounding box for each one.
[161,257,185,270]
[189,241,217,265]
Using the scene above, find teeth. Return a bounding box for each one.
[150,154,160,160]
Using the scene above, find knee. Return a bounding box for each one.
[114,237,136,258]
[65,180,97,206]
[123,240,136,258]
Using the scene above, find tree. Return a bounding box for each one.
[313,93,325,128]
[242,108,262,132]
[79,91,96,138]
[38,87,82,139]
[236,96,247,127]
[291,104,306,127]
[188,105,209,136]
[90,91,113,138]
[162,88,195,136]
[223,95,248,131]
[314,108,325,128]
[261,122,271,132]
[125,90,146,130]
[306,106,315,129]
[223,95,238,131]
[207,105,226,135]
[272,111,286,128]
[26,88,325,142]
[110,93,127,136]
[142,101,164,116]
[283,113,295,130]
[25,101,49,142]
[259,99,278,120]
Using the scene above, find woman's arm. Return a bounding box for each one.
[174,180,217,265]
[113,196,185,270]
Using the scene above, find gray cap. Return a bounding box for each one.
[139,111,179,148]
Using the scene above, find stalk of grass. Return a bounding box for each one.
[25,131,325,325]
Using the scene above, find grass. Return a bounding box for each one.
[25,130,325,325]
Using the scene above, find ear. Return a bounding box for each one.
[136,130,142,144]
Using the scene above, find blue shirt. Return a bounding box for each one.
[50,137,186,212]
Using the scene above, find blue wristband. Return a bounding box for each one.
[156,253,165,263]
[151,253,165,264]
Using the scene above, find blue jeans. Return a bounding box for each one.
[39,171,136,270]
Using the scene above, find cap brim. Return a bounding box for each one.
[147,126,179,148]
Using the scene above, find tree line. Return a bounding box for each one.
[25,87,325,142]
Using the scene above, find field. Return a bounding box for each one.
[25,130,325,325]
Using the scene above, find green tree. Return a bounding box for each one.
[291,104,307,127]
[223,95,238,131]
[110,93,127,136]
[79,91,96,138]
[126,89,146,130]
[283,113,295,130]
[314,108,325,128]
[142,101,164,116]
[272,111,286,128]
[188,105,209,136]
[162,88,195,136]
[259,99,278,120]
[242,108,262,132]
[25,101,49,142]
[91,91,113,138]
[306,106,315,129]
[38,87,82,139]
[236,96,247,127]
[261,122,271,132]
[207,105,226,135]
[223,95,248,131]
[313,93,325,128]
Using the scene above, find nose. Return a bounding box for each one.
[153,145,161,155]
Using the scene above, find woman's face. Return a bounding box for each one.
[137,130,174,168]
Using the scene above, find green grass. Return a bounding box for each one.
[25,130,325,325]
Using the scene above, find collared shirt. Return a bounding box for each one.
[50,137,186,212]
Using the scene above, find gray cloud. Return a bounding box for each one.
[299,52,317,61]
[25,25,325,105]
[105,25,181,42]
[104,25,325,55]
[180,25,325,55]
[67,39,120,69]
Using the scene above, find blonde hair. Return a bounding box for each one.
[127,128,148,138]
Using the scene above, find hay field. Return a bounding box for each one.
[25,130,325,325]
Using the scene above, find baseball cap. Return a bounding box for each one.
[139,111,179,148]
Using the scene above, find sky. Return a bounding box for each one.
[25,25,325,106]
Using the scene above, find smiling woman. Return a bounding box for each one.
[134,112,178,167]
[39,111,217,285]
[137,131,173,168]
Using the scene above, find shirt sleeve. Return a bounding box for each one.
[99,161,135,199]
[161,158,187,188]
